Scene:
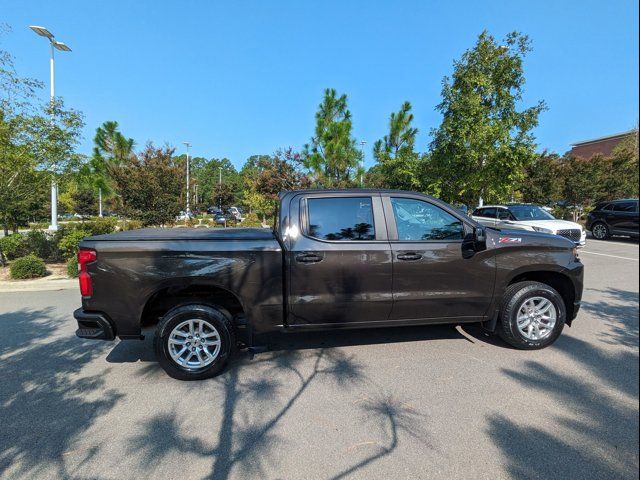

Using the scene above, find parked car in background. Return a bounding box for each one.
[176,211,194,221]
[227,206,243,222]
[207,206,222,215]
[472,204,587,247]
[213,213,228,225]
[586,199,639,240]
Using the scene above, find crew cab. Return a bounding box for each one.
[74,190,584,380]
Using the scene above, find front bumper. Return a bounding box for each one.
[74,308,116,341]
[578,230,587,247]
[572,301,581,320]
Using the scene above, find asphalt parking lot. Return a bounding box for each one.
[0,238,638,480]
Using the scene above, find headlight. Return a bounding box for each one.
[572,247,580,261]
[532,226,554,234]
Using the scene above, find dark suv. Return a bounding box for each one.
[586,199,639,240]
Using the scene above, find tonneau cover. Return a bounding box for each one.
[87,227,275,241]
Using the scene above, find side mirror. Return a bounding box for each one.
[475,227,486,242]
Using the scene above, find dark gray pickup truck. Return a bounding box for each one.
[75,189,584,380]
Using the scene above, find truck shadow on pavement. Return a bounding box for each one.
[0,307,124,480]
[486,287,639,480]
[105,322,473,364]
[112,325,448,479]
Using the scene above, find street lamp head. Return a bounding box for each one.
[29,25,53,39]
[53,41,71,52]
[53,41,72,52]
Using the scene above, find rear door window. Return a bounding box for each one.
[306,197,375,241]
[497,208,513,220]
[473,207,497,218]
[613,202,638,212]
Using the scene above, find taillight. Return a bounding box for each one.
[78,248,97,297]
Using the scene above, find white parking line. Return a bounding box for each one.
[581,251,639,261]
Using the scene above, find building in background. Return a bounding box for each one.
[569,129,637,158]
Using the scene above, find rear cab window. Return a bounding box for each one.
[306,197,375,241]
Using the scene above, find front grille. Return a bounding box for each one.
[557,229,582,242]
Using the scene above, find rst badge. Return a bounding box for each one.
[499,237,522,244]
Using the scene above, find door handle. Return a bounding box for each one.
[295,252,324,263]
[397,252,422,261]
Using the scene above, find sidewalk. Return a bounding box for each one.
[0,274,77,293]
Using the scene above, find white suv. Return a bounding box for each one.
[472,204,586,247]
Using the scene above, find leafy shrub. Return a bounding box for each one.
[84,217,118,236]
[0,234,28,260]
[58,229,91,259]
[66,256,79,278]
[25,230,54,260]
[29,222,49,230]
[119,219,143,231]
[9,255,48,279]
[239,213,263,227]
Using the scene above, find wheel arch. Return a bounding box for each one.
[485,268,577,331]
[140,280,246,329]
[507,271,576,323]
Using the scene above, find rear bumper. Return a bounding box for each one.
[74,308,116,341]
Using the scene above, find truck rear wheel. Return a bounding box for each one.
[154,304,235,380]
[497,281,565,349]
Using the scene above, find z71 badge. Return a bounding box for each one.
[499,237,522,244]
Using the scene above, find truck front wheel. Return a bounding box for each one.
[154,304,235,380]
[497,281,566,349]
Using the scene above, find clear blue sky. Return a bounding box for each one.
[2,0,638,169]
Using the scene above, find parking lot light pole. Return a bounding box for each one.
[183,142,191,215]
[29,26,72,231]
[360,140,366,187]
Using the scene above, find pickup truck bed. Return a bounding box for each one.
[79,227,283,340]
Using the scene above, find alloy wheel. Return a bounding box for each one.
[516,296,557,341]
[168,319,221,369]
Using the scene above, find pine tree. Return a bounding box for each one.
[303,88,362,187]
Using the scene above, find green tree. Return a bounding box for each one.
[429,31,546,207]
[561,156,607,209]
[107,144,182,226]
[603,134,639,200]
[71,187,98,218]
[239,149,310,221]
[22,99,85,182]
[303,88,362,187]
[0,26,56,233]
[520,152,564,205]
[92,120,135,164]
[77,120,135,215]
[190,157,241,208]
[372,101,422,190]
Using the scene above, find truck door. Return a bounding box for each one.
[286,193,393,327]
[383,195,495,321]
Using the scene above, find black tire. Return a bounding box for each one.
[497,281,566,350]
[591,222,610,240]
[154,304,235,380]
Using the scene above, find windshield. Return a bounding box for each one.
[509,205,556,221]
